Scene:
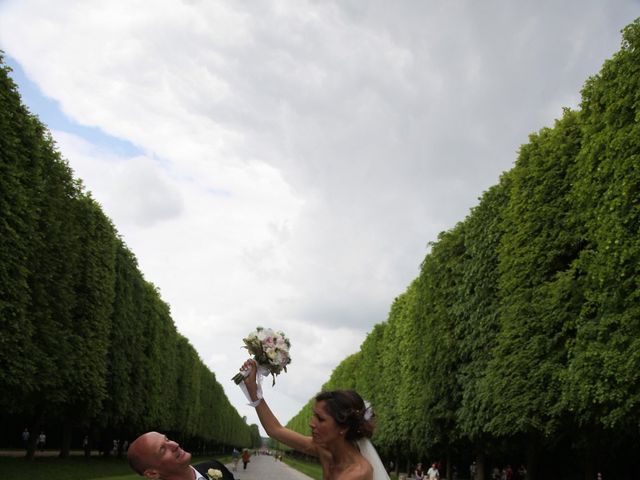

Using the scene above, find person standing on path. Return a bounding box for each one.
[242,449,251,470]
[37,431,46,452]
[232,448,240,471]
[83,435,91,458]
[427,463,439,480]
[21,428,29,450]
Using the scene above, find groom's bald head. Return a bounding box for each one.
[128,432,156,475]
[128,431,192,477]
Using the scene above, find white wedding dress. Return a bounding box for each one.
[356,438,390,480]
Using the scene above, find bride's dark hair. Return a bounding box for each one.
[315,390,374,441]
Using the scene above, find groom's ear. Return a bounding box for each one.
[143,468,160,480]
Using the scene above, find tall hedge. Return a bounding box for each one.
[286,18,640,479]
[0,56,255,456]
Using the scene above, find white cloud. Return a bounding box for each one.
[1,0,639,434]
[54,131,184,227]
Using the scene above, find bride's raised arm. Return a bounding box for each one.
[240,359,318,456]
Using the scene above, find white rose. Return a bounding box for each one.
[266,347,277,359]
[207,468,222,479]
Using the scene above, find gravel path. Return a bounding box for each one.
[227,454,314,480]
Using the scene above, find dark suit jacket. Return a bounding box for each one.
[193,459,235,480]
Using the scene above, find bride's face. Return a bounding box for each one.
[309,400,341,445]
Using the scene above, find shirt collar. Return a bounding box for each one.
[191,465,207,480]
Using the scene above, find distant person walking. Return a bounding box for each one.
[242,449,251,470]
[427,463,440,480]
[517,465,527,479]
[232,447,240,471]
[83,435,91,457]
[37,431,46,451]
[21,428,30,450]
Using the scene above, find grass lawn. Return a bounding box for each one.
[0,454,233,480]
[282,456,323,480]
[0,455,137,480]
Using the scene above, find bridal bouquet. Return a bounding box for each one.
[232,327,292,386]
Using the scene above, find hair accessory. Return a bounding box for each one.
[363,400,373,421]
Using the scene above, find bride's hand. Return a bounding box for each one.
[241,359,258,389]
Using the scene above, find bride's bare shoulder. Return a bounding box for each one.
[342,457,373,480]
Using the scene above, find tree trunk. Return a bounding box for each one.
[476,451,486,480]
[525,439,536,480]
[393,445,400,476]
[584,445,595,480]
[25,412,43,461]
[59,421,72,458]
[26,434,37,461]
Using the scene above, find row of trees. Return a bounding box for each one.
[286,18,640,480]
[0,55,259,458]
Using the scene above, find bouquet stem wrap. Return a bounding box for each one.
[235,363,269,406]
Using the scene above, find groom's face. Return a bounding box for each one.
[136,432,192,478]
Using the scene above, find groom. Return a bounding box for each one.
[127,431,235,480]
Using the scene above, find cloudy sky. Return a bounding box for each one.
[1,1,639,434]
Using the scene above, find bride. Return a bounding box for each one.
[239,359,390,480]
